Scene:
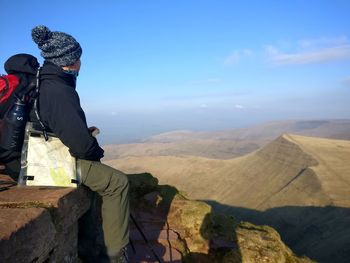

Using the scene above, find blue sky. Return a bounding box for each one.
[1,1,350,144]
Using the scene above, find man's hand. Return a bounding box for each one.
[89,126,100,137]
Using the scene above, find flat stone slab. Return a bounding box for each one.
[0,185,91,228]
[0,178,92,263]
[0,208,56,263]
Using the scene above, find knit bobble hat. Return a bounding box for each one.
[31,25,82,67]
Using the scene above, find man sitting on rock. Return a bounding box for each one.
[27,25,129,263]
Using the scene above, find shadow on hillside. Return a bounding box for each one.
[203,200,350,263]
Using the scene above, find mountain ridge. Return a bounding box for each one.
[106,134,350,262]
[282,134,350,207]
[103,119,350,160]
[106,134,350,209]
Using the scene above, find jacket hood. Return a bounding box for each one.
[4,54,40,75]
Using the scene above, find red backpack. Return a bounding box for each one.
[0,73,39,119]
[0,54,44,156]
[0,54,40,119]
[0,74,20,103]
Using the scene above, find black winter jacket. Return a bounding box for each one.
[1,54,104,163]
[33,61,104,161]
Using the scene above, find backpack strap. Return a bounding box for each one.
[32,68,49,141]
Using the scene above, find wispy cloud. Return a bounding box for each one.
[235,104,244,109]
[224,51,240,65]
[224,49,253,65]
[298,36,348,48]
[242,49,253,56]
[265,36,350,65]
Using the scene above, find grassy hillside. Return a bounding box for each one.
[106,134,350,262]
[106,134,350,209]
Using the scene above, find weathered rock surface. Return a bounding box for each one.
[127,173,313,263]
[0,171,314,262]
[0,174,91,263]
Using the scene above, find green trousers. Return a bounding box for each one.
[78,159,130,257]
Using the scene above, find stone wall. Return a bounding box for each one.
[0,174,91,263]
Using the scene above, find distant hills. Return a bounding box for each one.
[106,133,350,262]
[103,119,350,160]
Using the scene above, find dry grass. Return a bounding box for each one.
[105,134,350,210]
[107,134,350,262]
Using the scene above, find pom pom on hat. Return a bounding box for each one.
[31,25,52,46]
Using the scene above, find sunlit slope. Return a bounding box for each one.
[106,134,350,209]
[105,134,350,262]
[284,134,350,207]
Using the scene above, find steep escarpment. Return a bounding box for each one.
[107,134,350,262]
[221,134,328,210]
[107,134,341,210]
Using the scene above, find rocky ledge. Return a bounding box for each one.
[127,173,314,263]
[0,172,313,263]
[0,174,91,263]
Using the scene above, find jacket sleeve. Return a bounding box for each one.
[40,82,104,161]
